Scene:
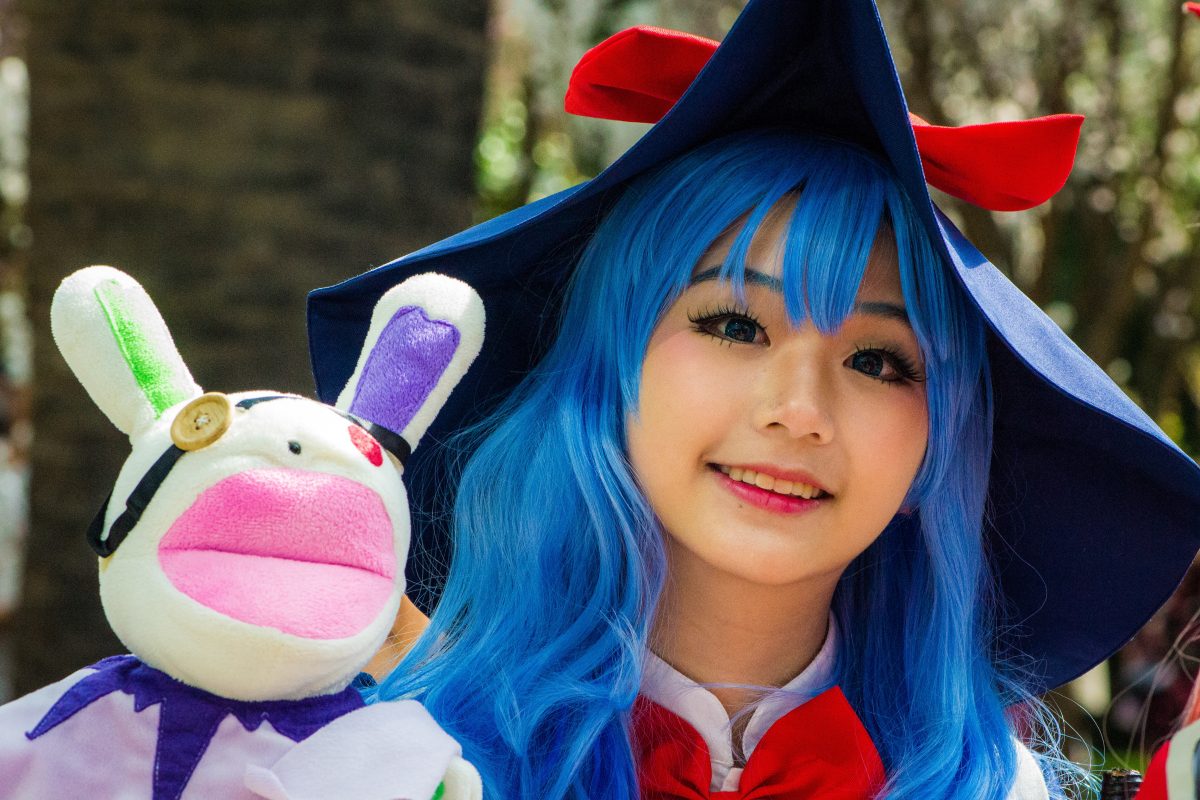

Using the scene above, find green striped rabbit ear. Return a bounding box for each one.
[51,266,202,436]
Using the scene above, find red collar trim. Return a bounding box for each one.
[632,686,885,799]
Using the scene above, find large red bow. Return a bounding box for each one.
[633,686,885,799]
[565,26,1084,212]
[1187,3,1200,19]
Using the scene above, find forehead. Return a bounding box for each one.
[696,200,903,300]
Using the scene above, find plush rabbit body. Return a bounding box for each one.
[0,267,484,800]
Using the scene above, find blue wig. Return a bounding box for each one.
[376,131,1072,799]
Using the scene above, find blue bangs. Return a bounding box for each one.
[563,132,945,425]
[374,131,1076,799]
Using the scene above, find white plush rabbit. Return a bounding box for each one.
[0,266,484,800]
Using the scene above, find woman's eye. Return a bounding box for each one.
[849,350,887,377]
[689,310,767,344]
[718,317,761,343]
[846,348,922,384]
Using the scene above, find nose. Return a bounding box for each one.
[752,347,834,443]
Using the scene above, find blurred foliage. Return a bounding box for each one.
[476,0,744,219]
[0,0,30,631]
[0,2,29,409]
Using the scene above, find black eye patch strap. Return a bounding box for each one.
[243,395,412,466]
[86,395,413,557]
[86,396,278,556]
[86,444,186,557]
[235,395,290,410]
[84,396,280,557]
[362,423,411,467]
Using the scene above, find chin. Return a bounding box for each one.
[682,535,839,587]
[723,559,833,587]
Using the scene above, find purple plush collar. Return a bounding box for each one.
[27,655,363,800]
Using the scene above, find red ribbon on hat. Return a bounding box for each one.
[632,686,885,799]
[565,26,1084,212]
[1186,2,1200,18]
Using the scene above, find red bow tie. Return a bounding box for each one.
[633,686,885,799]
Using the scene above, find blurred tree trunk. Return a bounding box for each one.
[15,0,489,692]
[481,0,745,215]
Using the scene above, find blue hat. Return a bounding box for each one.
[307,0,1200,693]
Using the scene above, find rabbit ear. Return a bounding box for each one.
[51,266,202,436]
[335,273,484,457]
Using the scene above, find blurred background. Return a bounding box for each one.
[0,0,1196,788]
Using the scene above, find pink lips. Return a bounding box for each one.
[713,469,825,514]
[158,468,397,640]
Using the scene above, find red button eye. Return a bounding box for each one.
[348,425,383,467]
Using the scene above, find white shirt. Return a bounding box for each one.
[639,617,1049,799]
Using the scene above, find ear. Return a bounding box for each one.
[51,266,202,436]
[335,273,485,456]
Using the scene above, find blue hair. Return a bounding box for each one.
[376,130,1072,799]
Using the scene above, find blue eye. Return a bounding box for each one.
[850,351,885,376]
[687,305,767,345]
[847,347,924,385]
[721,318,759,342]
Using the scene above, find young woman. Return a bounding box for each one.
[403,129,1051,798]
[307,1,1200,797]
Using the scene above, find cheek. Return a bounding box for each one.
[628,333,741,481]
[900,393,930,471]
[845,390,929,496]
[641,332,735,414]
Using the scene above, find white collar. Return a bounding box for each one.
[638,615,1048,800]
[640,615,838,793]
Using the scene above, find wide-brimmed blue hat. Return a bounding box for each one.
[307,0,1200,693]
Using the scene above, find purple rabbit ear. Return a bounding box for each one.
[335,274,485,457]
[347,307,459,437]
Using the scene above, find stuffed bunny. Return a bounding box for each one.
[0,266,485,800]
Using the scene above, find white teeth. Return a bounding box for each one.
[717,465,823,499]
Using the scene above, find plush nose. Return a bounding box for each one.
[348,425,384,466]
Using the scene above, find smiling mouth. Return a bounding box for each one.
[711,464,830,500]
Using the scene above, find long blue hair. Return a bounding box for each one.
[376,130,1071,799]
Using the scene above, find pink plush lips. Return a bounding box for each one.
[158,468,396,640]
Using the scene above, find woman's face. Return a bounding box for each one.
[626,206,929,588]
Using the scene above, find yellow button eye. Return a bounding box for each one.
[170,392,233,451]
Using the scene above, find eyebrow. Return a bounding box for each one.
[689,266,911,327]
[691,266,782,292]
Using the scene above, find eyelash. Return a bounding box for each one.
[687,304,767,346]
[686,306,925,385]
[851,342,926,386]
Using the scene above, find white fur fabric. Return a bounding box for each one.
[243,701,482,800]
[100,393,409,701]
[52,266,200,436]
[334,273,485,453]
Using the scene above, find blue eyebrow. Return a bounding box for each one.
[691,266,783,292]
[854,301,911,326]
[689,266,911,327]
